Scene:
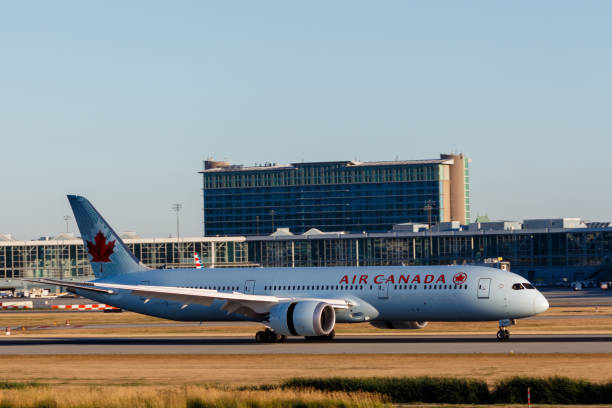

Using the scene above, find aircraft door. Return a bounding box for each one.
[244,280,255,294]
[378,283,389,299]
[477,278,491,299]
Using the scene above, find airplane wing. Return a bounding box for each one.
[96,282,349,318]
[22,279,350,319]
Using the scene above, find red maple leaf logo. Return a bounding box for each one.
[453,272,467,285]
[86,232,116,263]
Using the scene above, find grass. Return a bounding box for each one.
[0,385,388,408]
[1,354,611,387]
[0,381,43,389]
[282,376,612,405]
[0,378,611,407]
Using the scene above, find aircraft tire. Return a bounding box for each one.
[496,329,510,341]
[304,331,335,342]
[255,331,266,343]
[264,329,278,343]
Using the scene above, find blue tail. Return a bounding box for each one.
[68,195,148,278]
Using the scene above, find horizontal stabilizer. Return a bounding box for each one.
[20,278,115,294]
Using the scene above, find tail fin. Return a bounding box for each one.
[68,195,148,278]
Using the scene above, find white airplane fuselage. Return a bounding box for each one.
[77,265,548,323]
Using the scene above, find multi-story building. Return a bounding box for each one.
[200,153,470,236]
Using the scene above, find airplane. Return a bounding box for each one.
[24,195,549,342]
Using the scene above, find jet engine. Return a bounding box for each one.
[268,301,336,337]
[370,321,428,330]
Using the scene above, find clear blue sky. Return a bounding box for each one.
[1,1,610,239]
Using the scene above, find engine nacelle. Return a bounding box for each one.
[370,321,428,330]
[268,301,336,337]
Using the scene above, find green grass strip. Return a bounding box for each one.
[283,376,612,405]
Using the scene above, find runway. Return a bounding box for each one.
[1,334,610,355]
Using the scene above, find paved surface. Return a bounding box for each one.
[543,289,612,307]
[1,334,610,355]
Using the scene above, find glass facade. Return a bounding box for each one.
[2,228,611,286]
[202,159,460,236]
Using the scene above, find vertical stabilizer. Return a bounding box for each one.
[67,195,148,278]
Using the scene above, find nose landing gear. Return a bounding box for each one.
[496,318,516,341]
[496,328,510,340]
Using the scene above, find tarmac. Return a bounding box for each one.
[1,334,611,355]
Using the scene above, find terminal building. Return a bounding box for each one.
[2,219,611,292]
[200,153,471,236]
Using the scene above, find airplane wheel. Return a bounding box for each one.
[255,331,266,343]
[264,329,278,343]
[326,330,336,340]
[304,331,335,342]
[277,335,287,343]
[496,329,510,341]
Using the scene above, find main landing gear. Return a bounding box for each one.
[255,328,286,343]
[496,318,516,341]
[304,330,335,342]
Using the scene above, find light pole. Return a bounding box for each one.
[63,215,72,233]
[424,200,435,263]
[172,203,182,266]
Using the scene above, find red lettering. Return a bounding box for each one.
[374,274,384,284]
[339,275,349,284]
[359,275,368,284]
[424,274,434,284]
[385,275,395,284]
[411,275,421,283]
[435,275,446,284]
[399,275,410,284]
[351,275,357,284]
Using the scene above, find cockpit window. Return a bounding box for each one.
[523,283,535,289]
[512,283,524,290]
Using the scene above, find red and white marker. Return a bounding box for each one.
[194,252,202,269]
[528,387,531,408]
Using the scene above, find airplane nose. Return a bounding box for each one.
[533,292,549,314]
